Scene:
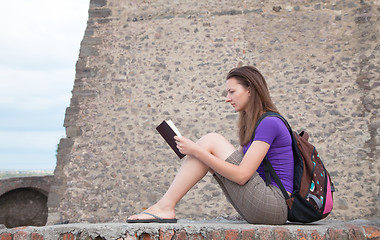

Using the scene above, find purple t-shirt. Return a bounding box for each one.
[242,117,294,193]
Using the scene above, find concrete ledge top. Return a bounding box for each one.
[1,219,379,239]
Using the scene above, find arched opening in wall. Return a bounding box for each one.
[0,188,48,228]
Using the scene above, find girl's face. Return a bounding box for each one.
[226,77,251,112]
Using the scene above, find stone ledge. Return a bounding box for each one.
[0,219,379,240]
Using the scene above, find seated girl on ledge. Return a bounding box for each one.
[127,66,293,224]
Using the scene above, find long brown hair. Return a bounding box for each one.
[226,66,279,146]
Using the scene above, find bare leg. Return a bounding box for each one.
[127,133,236,221]
[129,155,210,220]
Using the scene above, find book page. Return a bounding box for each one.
[166,120,182,137]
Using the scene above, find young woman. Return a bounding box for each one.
[127,66,294,224]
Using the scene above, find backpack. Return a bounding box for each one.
[253,112,335,223]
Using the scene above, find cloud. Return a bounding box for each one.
[0,108,65,131]
[0,131,63,170]
[0,0,89,70]
[0,0,89,171]
[0,153,57,170]
[0,131,63,151]
[0,67,73,111]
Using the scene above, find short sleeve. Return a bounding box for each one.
[253,117,279,146]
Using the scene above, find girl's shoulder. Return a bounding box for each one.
[258,116,284,128]
[256,116,289,136]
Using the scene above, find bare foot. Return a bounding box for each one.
[127,203,176,221]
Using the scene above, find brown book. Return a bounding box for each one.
[156,120,185,159]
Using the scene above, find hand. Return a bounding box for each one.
[174,136,198,156]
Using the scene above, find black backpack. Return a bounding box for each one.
[253,112,335,223]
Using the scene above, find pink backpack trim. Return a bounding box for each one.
[323,176,333,214]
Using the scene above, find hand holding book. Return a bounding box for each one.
[156,120,185,159]
[173,135,198,157]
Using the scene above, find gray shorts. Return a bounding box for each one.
[214,150,288,224]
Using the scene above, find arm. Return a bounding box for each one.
[174,136,269,185]
[195,140,269,185]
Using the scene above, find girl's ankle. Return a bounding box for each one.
[154,201,175,214]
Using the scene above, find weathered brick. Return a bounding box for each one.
[140,233,154,240]
[0,233,12,240]
[31,232,44,240]
[160,228,175,240]
[257,228,272,240]
[241,229,255,239]
[310,230,325,240]
[224,229,239,240]
[327,228,348,240]
[62,233,75,240]
[363,226,380,239]
[207,230,224,240]
[295,229,308,240]
[273,227,291,239]
[188,233,204,240]
[175,230,187,240]
[13,231,30,240]
[346,224,366,240]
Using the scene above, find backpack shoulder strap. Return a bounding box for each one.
[263,157,290,200]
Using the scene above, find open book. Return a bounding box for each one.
[156,120,185,159]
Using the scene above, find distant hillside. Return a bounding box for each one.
[0,170,54,179]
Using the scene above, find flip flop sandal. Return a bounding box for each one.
[127,212,177,223]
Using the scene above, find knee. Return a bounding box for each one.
[196,133,225,149]
[197,133,223,143]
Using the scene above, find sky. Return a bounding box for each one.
[0,1,89,170]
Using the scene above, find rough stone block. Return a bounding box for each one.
[327,228,349,240]
[140,233,154,240]
[175,230,187,240]
[88,8,111,18]
[188,233,204,240]
[159,228,175,240]
[79,46,99,58]
[31,232,44,240]
[207,230,224,240]
[363,226,380,239]
[62,233,75,240]
[346,224,366,240]
[66,127,83,138]
[241,229,255,239]
[257,228,272,240]
[295,229,308,240]
[0,233,12,240]
[90,0,107,8]
[224,229,239,240]
[310,230,325,240]
[273,227,291,239]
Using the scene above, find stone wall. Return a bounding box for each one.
[47,0,380,224]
